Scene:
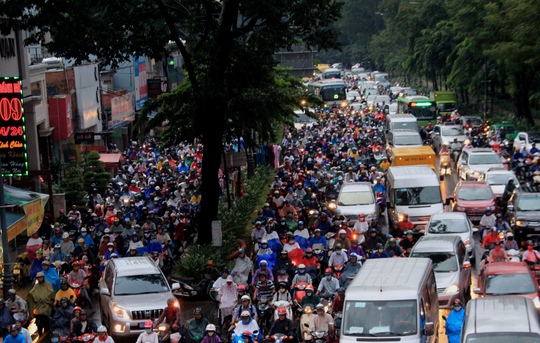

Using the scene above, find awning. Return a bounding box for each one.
[99,153,124,169]
[3,185,50,238]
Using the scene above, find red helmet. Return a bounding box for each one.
[325,268,332,274]
[277,307,287,315]
[306,248,313,253]
[73,306,82,312]
[306,285,314,291]
[238,285,246,291]
[144,320,153,328]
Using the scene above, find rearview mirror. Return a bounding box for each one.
[171,283,180,291]
[100,287,110,296]
[472,227,479,233]
[424,322,435,336]
[473,288,481,294]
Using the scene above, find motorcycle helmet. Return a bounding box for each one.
[237,284,246,292]
[277,269,287,276]
[73,306,82,312]
[337,287,345,295]
[240,311,251,318]
[97,325,107,333]
[194,307,203,315]
[7,289,16,296]
[10,324,19,332]
[144,320,153,328]
[306,285,314,292]
[277,307,287,316]
[527,240,535,246]
[206,324,216,332]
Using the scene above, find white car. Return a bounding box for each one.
[388,103,398,114]
[514,132,540,152]
[457,148,506,181]
[425,212,477,260]
[431,124,467,152]
[479,168,519,197]
[336,183,378,223]
[346,90,361,103]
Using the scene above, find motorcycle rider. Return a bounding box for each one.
[334,230,351,251]
[291,264,312,286]
[313,304,334,339]
[385,238,404,257]
[211,268,231,293]
[445,299,465,343]
[479,209,496,239]
[328,244,348,267]
[234,312,262,342]
[503,232,519,251]
[482,228,502,250]
[300,285,320,309]
[365,229,384,254]
[328,288,345,315]
[50,297,73,336]
[399,230,417,256]
[252,261,274,284]
[233,295,258,324]
[186,308,209,343]
[135,320,158,343]
[5,289,28,322]
[94,325,114,343]
[67,261,94,311]
[3,325,24,343]
[0,299,14,340]
[488,241,509,263]
[450,138,462,162]
[72,309,97,336]
[317,269,339,299]
[218,276,237,325]
[266,307,295,340]
[27,271,54,336]
[201,324,220,343]
[154,298,181,332]
[523,241,540,265]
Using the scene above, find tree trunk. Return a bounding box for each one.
[513,72,535,126]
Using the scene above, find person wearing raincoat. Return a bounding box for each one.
[445,299,465,343]
[27,271,55,336]
[231,249,252,287]
[218,276,237,324]
[40,260,61,292]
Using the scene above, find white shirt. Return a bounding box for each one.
[480,214,496,228]
[136,331,159,343]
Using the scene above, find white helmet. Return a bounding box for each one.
[97,325,107,333]
[206,324,216,332]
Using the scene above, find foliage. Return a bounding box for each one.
[62,163,86,208]
[175,165,274,278]
[81,152,111,194]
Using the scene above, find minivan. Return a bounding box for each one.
[341,258,438,343]
[461,296,540,343]
[386,113,419,132]
[99,256,180,337]
[410,235,471,309]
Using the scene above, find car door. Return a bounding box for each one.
[457,241,471,294]
[432,126,441,150]
[458,151,468,179]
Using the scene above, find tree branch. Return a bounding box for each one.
[154,0,199,93]
[194,0,213,52]
[231,17,259,38]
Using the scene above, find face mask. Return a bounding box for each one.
[454,306,462,311]
[82,232,87,236]
[279,288,286,293]
[146,329,152,333]
[152,239,157,244]
[336,251,341,255]
[326,276,331,281]
[108,248,113,252]
[289,240,295,244]
[378,249,383,253]
[508,237,514,240]
[261,244,267,249]
[52,338,59,343]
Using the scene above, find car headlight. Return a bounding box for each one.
[471,171,481,176]
[444,284,460,294]
[534,297,540,309]
[464,239,471,248]
[516,220,529,227]
[341,101,347,108]
[113,304,130,319]
[456,206,466,211]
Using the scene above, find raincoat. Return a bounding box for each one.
[232,256,252,286]
[445,307,465,343]
[27,280,55,319]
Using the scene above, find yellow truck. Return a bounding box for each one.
[390,146,436,171]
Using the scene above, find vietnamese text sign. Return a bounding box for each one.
[74,132,96,144]
[0,77,28,176]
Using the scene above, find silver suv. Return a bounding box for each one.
[99,256,180,337]
[457,148,505,181]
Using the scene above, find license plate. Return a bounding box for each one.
[138,322,145,329]
[534,228,540,232]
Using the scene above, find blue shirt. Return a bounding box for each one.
[309,235,328,249]
[4,334,25,343]
[76,234,94,247]
[371,251,390,259]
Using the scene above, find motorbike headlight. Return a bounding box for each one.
[328,202,337,211]
[112,304,130,319]
[464,239,471,248]
[516,220,529,227]
[471,171,481,176]
[533,297,540,309]
[341,101,348,108]
[397,213,406,222]
[444,284,460,294]
[159,325,168,332]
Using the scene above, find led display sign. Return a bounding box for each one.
[0,77,28,176]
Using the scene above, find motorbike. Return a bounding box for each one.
[272,300,293,321]
[299,306,315,342]
[303,324,328,343]
[258,296,273,335]
[170,272,214,299]
[68,281,86,307]
[271,333,288,343]
[333,312,342,339]
[157,323,172,343]
[293,282,309,305]
[332,264,343,280]
[439,152,452,178]
[375,192,386,213]
[324,232,335,251]
[71,333,96,343]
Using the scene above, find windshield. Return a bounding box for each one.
[409,107,435,120]
[410,252,458,272]
[469,154,501,165]
[114,274,170,295]
[347,92,360,99]
[394,135,422,146]
[428,219,468,233]
[324,71,341,79]
[442,126,464,136]
[486,173,517,185]
[517,197,540,211]
[463,117,483,126]
[320,86,346,102]
[457,188,493,201]
[485,273,536,295]
[390,122,418,131]
[367,95,377,102]
[394,186,442,206]
[466,333,540,343]
[343,300,417,336]
[437,103,456,112]
[338,191,374,206]
[374,74,388,82]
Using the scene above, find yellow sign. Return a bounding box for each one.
[25,199,44,235]
[8,217,26,242]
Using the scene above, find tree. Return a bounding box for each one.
[82,151,111,195]
[0,0,343,244]
[62,163,86,209]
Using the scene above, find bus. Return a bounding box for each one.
[397,96,438,127]
[322,68,342,79]
[307,79,348,108]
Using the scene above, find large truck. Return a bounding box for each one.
[429,91,456,116]
[390,146,436,171]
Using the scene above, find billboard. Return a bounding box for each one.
[134,56,148,110]
[109,92,134,129]
[0,77,28,176]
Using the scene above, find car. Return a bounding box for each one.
[491,122,518,140]
[507,186,540,246]
[336,182,378,223]
[431,124,466,152]
[461,115,483,128]
[447,181,497,223]
[478,168,519,198]
[99,256,180,337]
[365,94,377,106]
[514,132,540,152]
[425,212,477,260]
[388,102,398,115]
[410,235,471,309]
[346,90,361,103]
[385,130,423,159]
[374,95,391,106]
[474,262,540,308]
[457,148,506,181]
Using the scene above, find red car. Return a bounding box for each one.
[474,262,540,311]
[447,181,497,223]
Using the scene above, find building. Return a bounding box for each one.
[274,46,317,78]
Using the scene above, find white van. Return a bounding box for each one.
[341,258,438,343]
[386,113,419,132]
[386,166,444,230]
[461,296,540,343]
